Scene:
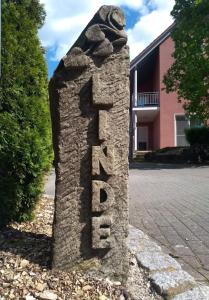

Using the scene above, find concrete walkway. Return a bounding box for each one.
[129,162,209,283]
[44,169,55,197]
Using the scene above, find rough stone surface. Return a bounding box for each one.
[128,225,161,254]
[150,270,196,298]
[49,5,129,281]
[136,252,181,272]
[171,286,209,300]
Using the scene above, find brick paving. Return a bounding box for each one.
[129,162,209,283]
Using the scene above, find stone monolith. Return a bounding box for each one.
[49,5,130,281]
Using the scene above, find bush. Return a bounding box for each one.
[185,127,209,162]
[144,145,209,164]
[144,147,188,163]
[185,127,209,146]
[0,1,53,227]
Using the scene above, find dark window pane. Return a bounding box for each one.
[176,115,187,122]
[176,115,189,146]
[177,135,189,146]
[176,115,189,135]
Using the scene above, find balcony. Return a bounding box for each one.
[133,92,160,122]
[137,92,160,107]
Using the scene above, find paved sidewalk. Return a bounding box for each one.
[129,162,209,283]
[44,169,55,197]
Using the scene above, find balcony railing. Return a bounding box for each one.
[137,92,160,107]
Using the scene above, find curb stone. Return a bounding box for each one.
[171,286,209,300]
[136,252,181,273]
[128,225,209,300]
[150,270,196,298]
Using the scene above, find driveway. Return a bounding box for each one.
[129,162,209,283]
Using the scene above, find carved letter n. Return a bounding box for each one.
[92,145,114,176]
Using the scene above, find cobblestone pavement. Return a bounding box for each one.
[129,162,209,284]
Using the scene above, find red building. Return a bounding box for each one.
[130,24,192,153]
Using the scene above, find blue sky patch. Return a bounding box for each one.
[47,47,59,79]
[121,5,141,30]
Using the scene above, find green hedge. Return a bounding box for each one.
[185,127,209,163]
[144,146,209,164]
[185,127,209,146]
[0,0,53,227]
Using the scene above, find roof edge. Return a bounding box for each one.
[130,23,175,71]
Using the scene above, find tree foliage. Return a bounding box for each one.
[164,0,209,122]
[0,0,53,226]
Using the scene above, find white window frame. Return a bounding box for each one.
[174,113,190,147]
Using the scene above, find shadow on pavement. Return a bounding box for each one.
[129,161,209,170]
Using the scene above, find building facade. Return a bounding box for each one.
[130,24,192,153]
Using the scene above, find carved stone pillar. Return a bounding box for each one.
[49,5,130,281]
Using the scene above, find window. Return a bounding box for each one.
[175,115,189,146]
[175,115,202,146]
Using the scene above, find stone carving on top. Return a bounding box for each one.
[62,5,127,70]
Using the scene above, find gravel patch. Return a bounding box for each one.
[126,254,162,300]
[0,196,159,300]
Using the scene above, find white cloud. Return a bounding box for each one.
[150,0,174,10]
[39,0,175,62]
[128,0,175,59]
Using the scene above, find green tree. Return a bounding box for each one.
[0,0,53,226]
[164,0,209,122]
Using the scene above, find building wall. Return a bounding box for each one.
[139,51,160,93]
[153,113,160,150]
[153,51,160,91]
[152,52,160,150]
[159,37,185,148]
[140,81,153,92]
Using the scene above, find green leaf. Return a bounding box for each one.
[0,0,53,227]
